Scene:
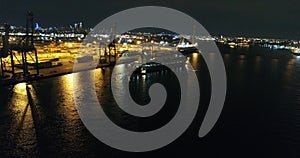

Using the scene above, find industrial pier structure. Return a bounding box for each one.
[0,11,39,85]
[0,11,118,86]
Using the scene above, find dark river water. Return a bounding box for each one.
[0,45,300,157]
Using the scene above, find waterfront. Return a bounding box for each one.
[0,45,300,157]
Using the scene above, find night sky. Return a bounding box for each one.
[0,0,299,39]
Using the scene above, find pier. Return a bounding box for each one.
[0,12,119,86]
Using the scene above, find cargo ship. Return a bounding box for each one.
[130,51,187,74]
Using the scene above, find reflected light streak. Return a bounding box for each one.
[62,74,75,91]
[8,83,39,155]
[13,83,27,95]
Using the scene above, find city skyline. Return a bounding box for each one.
[0,0,299,39]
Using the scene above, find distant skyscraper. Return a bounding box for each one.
[35,23,42,31]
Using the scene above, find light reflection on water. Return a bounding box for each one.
[13,83,27,95]
[4,83,39,157]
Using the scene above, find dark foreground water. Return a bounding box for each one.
[0,45,300,157]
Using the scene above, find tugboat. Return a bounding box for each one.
[176,37,198,54]
[291,47,300,56]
